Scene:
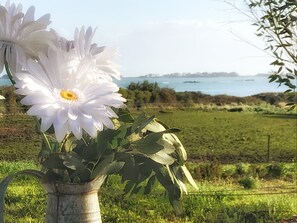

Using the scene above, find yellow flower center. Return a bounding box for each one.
[60,90,78,101]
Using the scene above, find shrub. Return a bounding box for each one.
[228,107,243,112]
[238,177,257,189]
[193,161,222,180]
[266,163,283,179]
[235,163,249,176]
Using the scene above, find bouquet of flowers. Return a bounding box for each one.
[0,1,197,222]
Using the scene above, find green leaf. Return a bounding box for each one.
[286,75,296,80]
[62,135,78,152]
[286,67,293,73]
[132,185,142,194]
[71,168,92,182]
[270,60,284,66]
[42,153,65,169]
[62,170,71,183]
[124,181,135,194]
[91,154,115,179]
[99,161,125,177]
[162,128,181,134]
[117,155,138,182]
[144,175,156,195]
[0,170,44,223]
[145,120,166,132]
[63,153,85,170]
[268,74,278,83]
[131,113,155,134]
[277,66,283,73]
[96,130,112,152]
[133,133,164,154]
[163,133,187,162]
[44,169,62,182]
[110,126,127,149]
[73,176,81,183]
[154,166,183,214]
[116,108,134,123]
[169,194,183,216]
[181,165,198,190]
[149,151,175,165]
[139,162,153,178]
[284,89,293,93]
[73,142,100,162]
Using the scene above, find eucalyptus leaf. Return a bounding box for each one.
[62,135,78,152]
[73,143,100,162]
[124,181,135,194]
[133,133,164,154]
[168,166,188,194]
[42,153,65,169]
[131,113,155,134]
[97,161,125,178]
[149,150,175,165]
[52,168,67,178]
[91,154,115,179]
[71,168,92,182]
[181,165,198,190]
[169,194,183,216]
[155,166,182,215]
[116,108,134,123]
[144,175,156,195]
[44,169,63,182]
[63,153,85,170]
[176,178,187,194]
[62,170,71,183]
[145,119,166,132]
[117,155,138,182]
[97,130,112,151]
[167,134,187,161]
[161,128,181,134]
[132,185,142,194]
[110,126,127,149]
[73,176,81,183]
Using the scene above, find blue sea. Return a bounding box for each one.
[0,76,288,97]
[115,76,288,97]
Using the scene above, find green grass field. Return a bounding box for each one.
[0,109,296,163]
[0,109,296,222]
[153,109,297,163]
[0,161,296,223]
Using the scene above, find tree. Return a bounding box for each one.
[247,0,297,106]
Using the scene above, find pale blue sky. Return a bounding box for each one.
[18,0,271,76]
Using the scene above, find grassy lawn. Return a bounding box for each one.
[0,109,296,222]
[0,109,296,163]
[0,161,296,223]
[153,109,297,162]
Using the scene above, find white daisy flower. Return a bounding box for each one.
[57,26,121,82]
[75,26,121,81]
[14,47,126,142]
[0,1,53,75]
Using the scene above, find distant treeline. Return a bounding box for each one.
[119,80,296,108]
[0,81,296,113]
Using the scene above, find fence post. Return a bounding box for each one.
[267,134,271,163]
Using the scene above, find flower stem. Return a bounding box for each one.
[42,133,52,152]
[59,134,70,152]
[4,48,16,85]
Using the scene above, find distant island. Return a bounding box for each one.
[139,72,240,78]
